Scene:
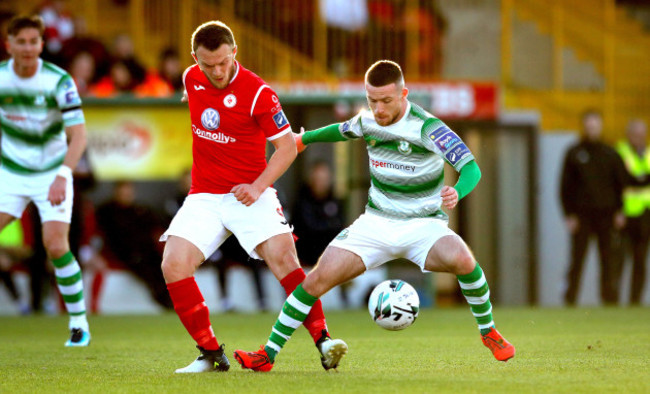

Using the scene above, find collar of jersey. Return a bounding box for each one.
[228,61,240,86]
[8,58,43,80]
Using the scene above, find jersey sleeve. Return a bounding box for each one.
[421,118,474,171]
[338,111,364,139]
[55,74,85,127]
[252,87,292,141]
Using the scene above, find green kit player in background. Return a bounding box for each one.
[0,15,90,346]
[234,60,515,371]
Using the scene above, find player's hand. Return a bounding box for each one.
[295,128,307,153]
[231,184,262,206]
[441,185,458,210]
[48,176,67,206]
[565,215,579,234]
[181,89,188,103]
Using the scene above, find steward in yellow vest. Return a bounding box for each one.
[615,119,650,305]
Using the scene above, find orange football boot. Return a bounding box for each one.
[233,346,274,372]
[481,327,516,361]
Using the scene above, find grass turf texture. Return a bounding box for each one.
[0,307,648,393]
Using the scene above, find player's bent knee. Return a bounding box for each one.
[454,250,475,275]
[161,256,195,283]
[43,241,69,260]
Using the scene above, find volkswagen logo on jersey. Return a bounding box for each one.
[201,108,220,130]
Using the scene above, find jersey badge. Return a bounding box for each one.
[223,94,237,108]
[272,110,289,129]
[65,91,78,104]
[335,228,349,240]
[194,84,206,91]
[398,141,412,155]
[340,121,351,133]
[201,108,220,130]
[434,131,460,152]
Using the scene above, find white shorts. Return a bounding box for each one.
[0,167,74,223]
[329,212,456,272]
[161,188,292,260]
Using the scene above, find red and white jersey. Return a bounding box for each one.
[183,61,291,194]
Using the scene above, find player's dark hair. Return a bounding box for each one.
[192,21,236,52]
[7,15,44,37]
[365,60,404,88]
[581,108,602,122]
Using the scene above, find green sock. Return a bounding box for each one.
[264,284,318,362]
[457,263,494,336]
[53,251,88,330]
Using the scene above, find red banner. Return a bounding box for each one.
[274,81,499,120]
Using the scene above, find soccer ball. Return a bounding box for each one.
[368,279,420,331]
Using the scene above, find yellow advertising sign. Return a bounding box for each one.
[84,106,192,180]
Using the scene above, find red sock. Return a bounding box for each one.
[167,277,219,350]
[280,268,328,343]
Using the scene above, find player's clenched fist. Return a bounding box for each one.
[440,185,458,210]
[295,127,307,153]
[231,184,262,206]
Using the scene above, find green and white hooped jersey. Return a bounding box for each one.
[340,101,474,220]
[0,59,84,174]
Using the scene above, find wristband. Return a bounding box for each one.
[57,165,73,178]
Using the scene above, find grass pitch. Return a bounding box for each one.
[0,307,649,393]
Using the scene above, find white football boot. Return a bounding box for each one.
[64,328,91,347]
[316,330,348,370]
[175,345,230,373]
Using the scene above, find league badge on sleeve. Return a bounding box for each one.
[445,144,471,166]
[273,110,289,129]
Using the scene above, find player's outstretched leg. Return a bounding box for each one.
[234,284,348,372]
[279,268,345,370]
[167,277,230,372]
[52,252,91,347]
[457,263,515,361]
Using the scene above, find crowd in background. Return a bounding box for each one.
[0,1,184,98]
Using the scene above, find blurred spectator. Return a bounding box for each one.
[37,0,75,64]
[68,51,96,97]
[403,2,446,78]
[615,119,650,305]
[367,0,405,71]
[110,33,146,85]
[0,220,31,314]
[96,181,172,309]
[89,60,141,97]
[133,69,173,97]
[319,0,368,76]
[164,169,192,224]
[158,47,184,93]
[560,109,628,305]
[0,10,15,61]
[60,16,111,82]
[291,160,348,306]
